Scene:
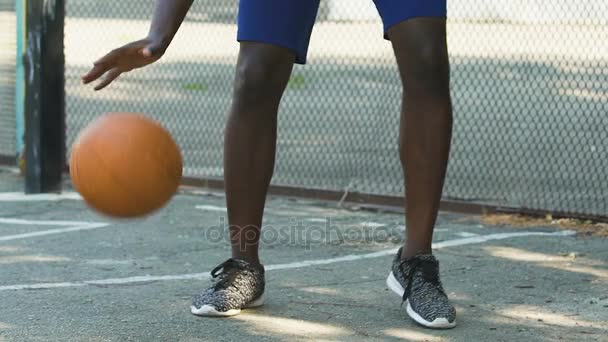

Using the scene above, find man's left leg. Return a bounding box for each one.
[374,0,456,329]
[390,18,452,260]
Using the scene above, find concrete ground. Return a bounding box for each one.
[0,168,606,342]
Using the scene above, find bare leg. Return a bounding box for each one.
[224,42,295,265]
[389,18,453,258]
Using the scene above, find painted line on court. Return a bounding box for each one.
[393,226,448,233]
[306,218,329,223]
[0,192,82,202]
[0,168,20,174]
[360,222,385,228]
[0,218,97,226]
[0,218,109,242]
[0,230,575,291]
[195,205,227,212]
[455,232,480,238]
[0,273,212,291]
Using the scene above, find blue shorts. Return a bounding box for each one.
[237,0,447,64]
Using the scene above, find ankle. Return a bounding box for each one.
[401,246,432,260]
[231,254,261,266]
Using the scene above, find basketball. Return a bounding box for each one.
[69,112,183,218]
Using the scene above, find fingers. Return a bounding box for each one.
[93,48,121,68]
[81,49,121,84]
[94,68,122,91]
[82,39,160,90]
[81,63,109,84]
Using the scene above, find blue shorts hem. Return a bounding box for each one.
[382,14,448,40]
[236,36,308,64]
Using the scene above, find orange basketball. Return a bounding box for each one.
[70,112,183,218]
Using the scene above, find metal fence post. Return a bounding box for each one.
[15,0,26,166]
[24,0,65,193]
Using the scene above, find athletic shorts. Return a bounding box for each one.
[237,0,447,64]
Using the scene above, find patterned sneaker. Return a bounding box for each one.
[191,258,265,317]
[386,248,456,329]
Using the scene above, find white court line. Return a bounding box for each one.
[0,218,109,242]
[195,205,227,212]
[0,273,212,291]
[0,167,20,174]
[0,218,97,226]
[0,230,575,291]
[306,218,328,223]
[0,192,82,202]
[393,226,449,233]
[455,232,481,238]
[360,222,385,228]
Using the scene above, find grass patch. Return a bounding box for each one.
[182,82,208,92]
[288,74,306,90]
[460,214,608,238]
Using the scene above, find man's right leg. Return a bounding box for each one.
[191,43,295,317]
[191,43,293,317]
[225,0,319,265]
[192,0,320,317]
[225,42,295,266]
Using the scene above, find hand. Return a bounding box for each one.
[81,37,166,90]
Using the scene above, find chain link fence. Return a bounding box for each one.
[61,0,606,218]
[0,0,16,158]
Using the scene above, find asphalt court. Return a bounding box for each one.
[0,169,606,341]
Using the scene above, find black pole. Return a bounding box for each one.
[24,0,65,193]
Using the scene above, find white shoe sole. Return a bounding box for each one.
[190,294,265,317]
[387,272,456,329]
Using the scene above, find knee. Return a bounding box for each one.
[403,42,450,97]
[233,55,292,107]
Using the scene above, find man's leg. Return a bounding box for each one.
[192,0,320,317]
[224,42,295,265]
[192,43,296,317]
[383,15,456,329]
[389,18,452,258]
[224,0,319,265]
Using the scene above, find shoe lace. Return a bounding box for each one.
[400,258,444,303]
[210,258,242,291]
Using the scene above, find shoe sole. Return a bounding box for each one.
[190,294,265,317]
[386,272,456,329]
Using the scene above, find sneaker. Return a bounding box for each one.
[191,258,265,317]
[386,248,456,329]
